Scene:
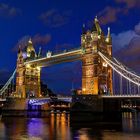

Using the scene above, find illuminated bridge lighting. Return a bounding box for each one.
[98,51,140,86]
[24,48,82,65]
[2,20,140,98]
[28,97,72,106]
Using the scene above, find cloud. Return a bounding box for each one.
[40,9,72,28]
[134,22,140,35]
[112,30,137,51]
[98,7,121,25]
[113,21,140,71]
[98,0,140,25]
[115,37,140,71]
[32,34,51,46]
[0,3,20,18]
[116,0,140,8]
[13,34,51,52]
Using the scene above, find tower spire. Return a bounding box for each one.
[82,24,86,34]
[95,15,98,22]
[106,27,112,44]
[107,27,111,38]
[94,16,102,35]
[26,37,36,58]
[28,38,32,44]
[38,47,42,58]
[18,45,21,54]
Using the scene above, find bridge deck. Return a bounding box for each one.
[24,48,82,67]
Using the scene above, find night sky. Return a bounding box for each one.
[0,0,140,95]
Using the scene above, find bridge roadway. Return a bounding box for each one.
[24,48,82,67]
[1,95,140,103]
[29,95,140,105]
[101,95,140,99]
[28,97,72,105]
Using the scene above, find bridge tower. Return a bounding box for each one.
[81,17,113,95]
[16,39,41,98]
[16,48,26,98]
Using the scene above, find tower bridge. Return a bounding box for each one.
[1,17,140,117]
[13,16,113,98]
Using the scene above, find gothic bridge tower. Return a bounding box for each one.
[81,17,113,95]
[16,39,41,98]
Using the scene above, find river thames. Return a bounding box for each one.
[0,112,140,140]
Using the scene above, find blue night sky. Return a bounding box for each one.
[0,0,140,95]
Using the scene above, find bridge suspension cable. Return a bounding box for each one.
[98,51,140,87]
[0,69,16,95]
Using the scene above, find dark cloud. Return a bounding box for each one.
[0,3,20,18]
[32,34,51,46]
[135,22,140,35]
[98,0,140,25]
[112,30,136,51]
[39,9,72,28]
[13,34,51,52]
[116,0,140,8]
[113,21,140,72]
[115,37,140,72]
[98,7,121,25]
[13,35,30,51]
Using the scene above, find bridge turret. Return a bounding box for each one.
[106,27,112,45]
[105,27,113,94]
[15,43,41,98]
[106,27,112,56]
[94,16,102,35]
[26,38,37,58]
[81,18,99,95]
[82,24,86,34]
[38,47,42,58]
[17,46,24,64]
[81,17,113,95]
[16,46,26,98]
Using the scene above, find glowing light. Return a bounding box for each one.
[46,51,52,58]
[24,49,82,65]
[37,66,41,71]
[106,38,109,42]
[98,52,140,86]
[83,88,86,92]
[22,52,27,59]
[103,62,107,67]
[26,64,30,68]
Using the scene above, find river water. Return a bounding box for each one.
[0,112,140,140]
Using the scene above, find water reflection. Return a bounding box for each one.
[27,118,48,139]
[0,112,140,140]
[50,113,71,140]
[122,112,140,133]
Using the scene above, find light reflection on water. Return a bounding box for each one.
[0,112,140,140]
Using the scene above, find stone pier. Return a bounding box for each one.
[70,95,122,122]
[2,98,50,117]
